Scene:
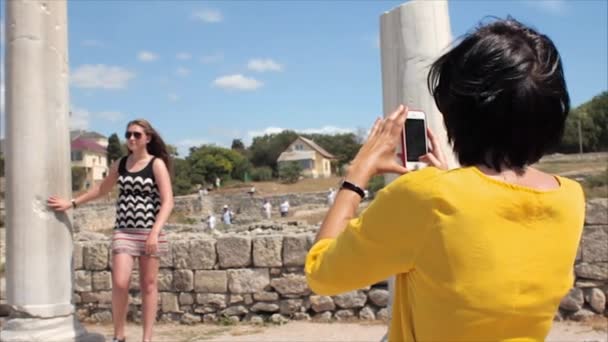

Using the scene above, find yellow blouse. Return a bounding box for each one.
[306,166,585,341]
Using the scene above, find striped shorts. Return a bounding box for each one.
[111,228,169,257]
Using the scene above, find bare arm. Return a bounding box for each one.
[47,159,120,211]
[150,158,174,236]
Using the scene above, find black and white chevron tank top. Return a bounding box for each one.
[115,156,161,230]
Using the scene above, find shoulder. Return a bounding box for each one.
[152,157,168,172]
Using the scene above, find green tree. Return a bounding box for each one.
[187,145,250,184]
[248,130,299,172]
[231,139,245,151]
[167,144,179,158]
[106,133,124,164]
[278,161,302,184]
[71,166,87,191]
[559,91,608,153]
[172,158,193,195]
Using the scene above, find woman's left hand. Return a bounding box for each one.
[145,233,158,255]
[347,105,410,185]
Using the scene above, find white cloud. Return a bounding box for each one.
[70,105,125,130]
[524,0,568,15]
[192,9,223,23]
[137,51,159,62]
[176,67,191,77]
[97,111,123,122]
[247,58,284,72]
[168,93,179,102]
[200,52,224,64]
[175,138,208,156]
[82,39,104,47]
[213,74,263,91]
[70,106,91,130]
[247,127,285,139]
[176,52,192,60]
[71,64,135,89]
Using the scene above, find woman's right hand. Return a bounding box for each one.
[47,196,72,212]
[419,128,449,171]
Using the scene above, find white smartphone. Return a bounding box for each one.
[400,110,429,170]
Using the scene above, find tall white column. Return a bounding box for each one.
[1,1,100,341]
[380,0,458,170]
[379,2,457,340]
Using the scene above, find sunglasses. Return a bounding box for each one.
[125,131,144,140]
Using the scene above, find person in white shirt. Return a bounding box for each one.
[262,199,272,219]
[327,188,336,206]
[222,205,232,224]
[207,213,216,230]
[279,199,290,217]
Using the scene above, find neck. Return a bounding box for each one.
[130,150,150,161]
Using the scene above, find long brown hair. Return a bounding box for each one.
[126,119,172,176]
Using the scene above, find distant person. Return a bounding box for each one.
[207,213,216,230]
[262,199,272,219]
[306,18,584,341]
[215,177,221,189]
[326,188,336,206]
[48,119,173,342]
[222,205,233,225]
[248,186,256,197]
[279,199,290,217]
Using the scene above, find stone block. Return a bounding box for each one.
[173,269,194,292]
[310,295,335,313]
[253,235,283,267]
[368,289,389,307]
[161,292,180,313]
[279,299,303,315]
[92,271,112,291]
[559,288,584,312]
[359,306,376,320]
[181,313,201,325]
[228,269,270,293]
[253,291,279,302]
[584,288,606,313]
[73,243,84,270]
[217,236,252,268]
[575,262,608,280]
[221,305,248,317]
[196,293,227,310]
[251,302,280,313]
[335,309,354,320]
[158,269,173,292]
[333,291,367,309]
[270,273,310,296]
[586,199,608,225]
[84,242,109,270]
[282,235,310,266]
[179,293,194,305]
[194,270,227,293]
[172,240,192,269]
[191,239,216,269]
[74,270,92,292]
[582,226,608,262]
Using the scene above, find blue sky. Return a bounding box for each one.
[1,0,606,156]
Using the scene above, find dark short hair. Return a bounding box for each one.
[428,17,570,171]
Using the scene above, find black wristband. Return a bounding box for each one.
[339,180,365,199]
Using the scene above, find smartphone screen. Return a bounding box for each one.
[405,118,427,161]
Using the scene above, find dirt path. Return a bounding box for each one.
[85,319,607,341]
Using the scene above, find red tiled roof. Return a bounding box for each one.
[71,137,106,154]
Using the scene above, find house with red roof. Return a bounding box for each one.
[70,131,108,188]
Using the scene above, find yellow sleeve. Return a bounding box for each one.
[305,171,437,295]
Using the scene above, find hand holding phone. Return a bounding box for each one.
[400,110,429,170]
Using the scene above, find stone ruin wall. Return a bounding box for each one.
[69,199,607,324]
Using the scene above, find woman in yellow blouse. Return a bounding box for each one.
[305,18,585,341]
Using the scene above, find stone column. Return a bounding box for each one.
[380,0,458,170]
[378,2,456,341]
[1,1,100,341]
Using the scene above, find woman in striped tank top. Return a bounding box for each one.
[48,119,174,342]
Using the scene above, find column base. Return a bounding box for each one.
[0,315,104,342]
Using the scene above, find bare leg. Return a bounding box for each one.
[112,253,134,340]
[140,255,160,341]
